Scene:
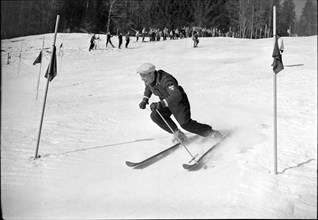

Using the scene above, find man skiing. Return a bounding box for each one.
[106,32,115,48]
[89,34,96,51]
[118,32,123,49]
[125,31,130,48]
[137,63,221,143]
[277,32,284,53]
[192,31,199,48]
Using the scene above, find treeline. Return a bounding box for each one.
[1,0,317,39]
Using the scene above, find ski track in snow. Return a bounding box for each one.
[1,33,317,219]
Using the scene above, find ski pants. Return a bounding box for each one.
[89,42,95,51]
[150,92,212,137]
[106,39,114,47]
[125,39,130,48]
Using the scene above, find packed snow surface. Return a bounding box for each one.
[1,33,317,219]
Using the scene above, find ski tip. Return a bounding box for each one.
[183,162,203,171]
[182,161,199,169]
[182,163,192,169]
[125,161,137,167]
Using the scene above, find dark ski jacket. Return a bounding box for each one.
[90,35,96,43]
[118,34,123,42]
[106,33,112,41]
[143,70,185,107]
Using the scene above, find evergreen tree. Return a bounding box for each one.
[279,0,296,36]
[299,0,317,36]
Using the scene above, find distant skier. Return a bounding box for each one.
[142,27,147,42]
[192,31,199,48]
[135,30,140,42]
[125,32,130,48]
[118,32,123,49]
[106,32,115,48]
[277,32,284,54]
[89,34,96,51]
[137,63,221,143]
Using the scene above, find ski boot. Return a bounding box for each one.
[171,129,188,144]
[209,129,223,140]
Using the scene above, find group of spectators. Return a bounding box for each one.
[89,26,240,51]
[136,26,271,41]
[136,26,232,42]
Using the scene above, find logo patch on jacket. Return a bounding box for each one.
[168,85,175,91]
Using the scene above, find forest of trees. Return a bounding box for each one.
[1,0,317,39]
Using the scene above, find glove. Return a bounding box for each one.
[150,101,163,111]
[139,98,148,109]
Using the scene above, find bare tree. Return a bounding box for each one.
[107,0,118,32]
[190,0,222,27]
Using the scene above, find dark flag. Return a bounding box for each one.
[271,35,284,74]
[45,46,57,81]
[33,51,42,65]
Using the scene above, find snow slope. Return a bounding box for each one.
[1,33,317,219]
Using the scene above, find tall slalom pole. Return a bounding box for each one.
[273,6,278,175]
[35,15,60,159]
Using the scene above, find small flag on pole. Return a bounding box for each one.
[44,45,57,81]
[33,51,42,65]
[271,35,284,74]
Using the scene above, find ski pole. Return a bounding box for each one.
[155,109,198,164]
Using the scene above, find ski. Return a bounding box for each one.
[126,135,200,169]
[182,132,233,171]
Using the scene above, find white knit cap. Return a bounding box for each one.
[136,63,155,75]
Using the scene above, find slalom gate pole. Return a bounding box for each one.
[35,15,60,159]
[273,6,278,175]
[155,109,198,164]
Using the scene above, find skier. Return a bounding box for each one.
[135,30,140,42]
[142,27,147,42]
[106,32,115,48]
[192,31,199,48]
[89,34,96,51]
[118,32,123,49]
[137,63,221,143]
[277,32,284,54]
[125,32,130,48]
